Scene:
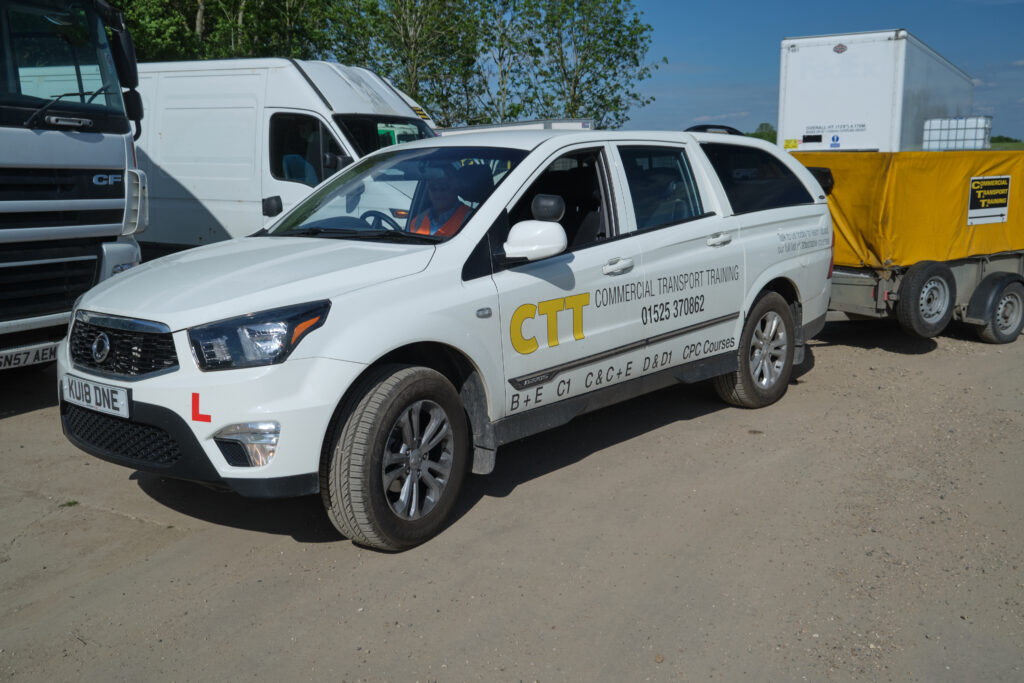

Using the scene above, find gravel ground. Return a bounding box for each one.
[1,318,1022,681]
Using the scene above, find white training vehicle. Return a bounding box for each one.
[59,129,833,550]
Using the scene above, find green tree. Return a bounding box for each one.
[523,0,660,128]
[747,122,776,143]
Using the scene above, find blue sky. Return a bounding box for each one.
[623,0,1024,140]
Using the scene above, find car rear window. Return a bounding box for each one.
[701,143,812,214]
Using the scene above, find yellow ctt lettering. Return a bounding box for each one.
[510,303,539,354]
[509,294,590,355]
[537,299,564,348]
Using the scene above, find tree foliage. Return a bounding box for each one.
[747,122,777,144]
[120,0,661,128]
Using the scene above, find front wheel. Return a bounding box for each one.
[977,281,1024,344]
[321,365,469,551]
[713,292,795,408]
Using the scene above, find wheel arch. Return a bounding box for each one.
[319,341,497,479]
[965,271,1024,323]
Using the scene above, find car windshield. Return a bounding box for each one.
[0,1,126,128]
[269,145,528,241]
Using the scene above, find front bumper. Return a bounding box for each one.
[58,333,366,498]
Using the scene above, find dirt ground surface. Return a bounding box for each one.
[1,318,1022,682]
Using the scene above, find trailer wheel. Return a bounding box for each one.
[977,281,1024,344]
[321,365,469,551]
[896,261,956,338]
[713,292,795,408]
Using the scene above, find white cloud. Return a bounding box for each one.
[1013,60,1024,67]
[692,111,751,122]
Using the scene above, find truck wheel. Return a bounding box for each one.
[321,365,469,551]
[897,261,956,338]
[713,292,795,408]
[977,281,1024,344]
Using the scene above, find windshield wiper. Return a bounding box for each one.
[280,226,440,243]
[23,87,109,128]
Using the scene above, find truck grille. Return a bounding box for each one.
[0,240,102,323]
[70,318,178,377]
[0,168,125,201]
[64,404,182,466]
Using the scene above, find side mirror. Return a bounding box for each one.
[122,88,143,140]
[503,220,567,262]
[323,152,354,173]
[109,30,139,90]
[262,195,283,217]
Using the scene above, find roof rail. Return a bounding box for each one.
[686,124,745,136]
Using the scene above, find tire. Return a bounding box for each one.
[977,281,1024,344]
[896,261,956,338]
[713,292,795,409]
[321,365,469,551]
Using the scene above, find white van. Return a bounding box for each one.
[135,58,436,257]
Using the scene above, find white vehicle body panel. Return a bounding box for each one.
[778,29,973,152]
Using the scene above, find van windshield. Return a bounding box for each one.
[334,114,435,156]
[0,0,127,132]
[270,145,527,242]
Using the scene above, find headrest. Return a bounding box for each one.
[531,194,565,222]
[457,164,494,204]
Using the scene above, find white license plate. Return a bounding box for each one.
[62,374,130,418]
[0,342,58,369]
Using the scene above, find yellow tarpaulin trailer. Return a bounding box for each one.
[793,151,1022,268]
[792,151,1024,342]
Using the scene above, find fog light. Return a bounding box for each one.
[214,422,280,467]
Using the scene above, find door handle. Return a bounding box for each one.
[706,232,732,247]
[602,257,634,275]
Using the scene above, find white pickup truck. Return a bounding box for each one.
[58,129,833,550]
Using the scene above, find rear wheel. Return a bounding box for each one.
[977,281,1024,344]
[321,365,469,551]
[713,292,795,408]
[897,261,956,338]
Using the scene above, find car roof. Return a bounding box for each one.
[396,128,777,153]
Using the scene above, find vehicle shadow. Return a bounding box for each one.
[0,364,58,419]
[810,319,939,354]
[449,381,730,524]
[130,379,737,546]
[132,473,344,543]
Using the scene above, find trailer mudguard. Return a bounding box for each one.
[965,272,1024,325]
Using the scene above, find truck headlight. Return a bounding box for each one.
[188,301,330,371]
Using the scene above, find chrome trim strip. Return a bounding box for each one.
[0,312,69,334]
[0,199,125,213]
[0,255,98,269]
[508,313,739,391]
[76,310,171,334]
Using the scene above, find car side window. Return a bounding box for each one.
[700,142,813,214]
[618,146,704,231]
[269,113,345,187]
[506,148,612,250]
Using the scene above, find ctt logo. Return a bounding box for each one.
[92,174,123,186]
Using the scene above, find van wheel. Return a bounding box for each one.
[897,261,956,338]
[321,365,469,551]
[977,281,1024,344]
[713,292,795,408]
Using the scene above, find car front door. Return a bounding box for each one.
[491,144,647,418]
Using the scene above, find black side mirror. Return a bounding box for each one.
[109,30,139,90]
[323,152,354,174]
[806,167,834,196]
[122,88,143,140]
[262,195,283,217]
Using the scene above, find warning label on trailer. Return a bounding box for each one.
[968,175,1010,225]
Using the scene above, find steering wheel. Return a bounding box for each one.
[359,210,403,231]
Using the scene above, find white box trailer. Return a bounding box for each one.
[778,29,974,153]
[135,58,436,256]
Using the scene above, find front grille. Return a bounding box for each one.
[0,324,66,352]
[0,209,124,230]
[64,404,182,465]
[0,256,98,323]
[0,168,126,201]
[70,320,178,377]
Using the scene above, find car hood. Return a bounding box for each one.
[81,237,435,331]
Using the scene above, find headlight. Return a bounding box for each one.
[188,301,330,371]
